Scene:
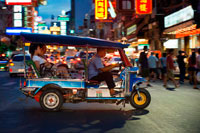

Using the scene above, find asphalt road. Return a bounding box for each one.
[0,71,200,133]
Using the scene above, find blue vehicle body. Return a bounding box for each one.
[19,33,151,111]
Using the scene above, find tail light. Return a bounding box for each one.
[10,63,14,66]
[77,58,81,61]
[23,81,26,86]
[9,68,12,72]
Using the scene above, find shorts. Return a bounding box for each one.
[149,68,157,73]
[167,69,174,79]
[161,67,167,74]
[188,67,196,72]
[141,68,149,78]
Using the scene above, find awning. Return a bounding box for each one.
[21,32,130,48]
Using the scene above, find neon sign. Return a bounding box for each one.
[95,0,108,19]
[5,0,32,5]
[135,0,152,14]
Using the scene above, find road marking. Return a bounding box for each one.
[2,82,17,86]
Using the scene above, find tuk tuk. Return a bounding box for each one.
[20,32,151,111]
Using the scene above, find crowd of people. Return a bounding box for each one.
[138,46,200,89]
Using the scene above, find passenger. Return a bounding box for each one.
[88,48,120,96]
[29,43,69,78]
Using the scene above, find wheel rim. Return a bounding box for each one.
[43,93,59,109]
[133,93,146,105]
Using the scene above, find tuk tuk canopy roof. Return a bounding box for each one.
[21,33,130,48]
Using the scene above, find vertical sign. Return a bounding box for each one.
[135,0,152,14]
[95,0,108,19]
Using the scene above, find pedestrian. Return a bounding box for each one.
[160,53,167,87]
[139,46,152,87]
[166,49,179,88]
[156,53,161,80]
[148,52,158,82]
[177,50,187,84]
[188,51,198,89]
[196,48,200,73]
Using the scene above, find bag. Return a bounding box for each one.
[196,72,200,82]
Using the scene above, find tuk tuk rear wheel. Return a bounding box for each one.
[130,88,151,109]
[39,89,63,111]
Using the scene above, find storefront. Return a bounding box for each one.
[163,5,200,54]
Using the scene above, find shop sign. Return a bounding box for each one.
[164,6,194,28]
[127,24,136,35]
[50,27,61,32]
[135,0,152,14]
[138,44,149,50]
[6,27,32,35]
[176,28,200,38]
[95,0,108,19]
[163,39,178,48]
[5,0,32,5]
[57,15,70,21]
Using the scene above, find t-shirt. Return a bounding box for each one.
[196,55,200,69]
[139,52,148,68]
[88,54,104,79]
[32,55,46,65]
[166,55,174,70]
[160,57,167,68]
[148,55,158,68]
[177,55,186,67]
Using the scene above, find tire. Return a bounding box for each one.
[130,88,151,109]
[39,89,64,111]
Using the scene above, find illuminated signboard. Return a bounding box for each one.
[135,0,152,14]
[6,27,32,35]
[57,15,70,21]
[5,0,32,5]
[164,6,194,28]
[50,27,61,32]
[95,0,108,19]
[127,24,136,35]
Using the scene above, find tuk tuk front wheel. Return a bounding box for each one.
[39,89,63,111]
[130,88,151,109]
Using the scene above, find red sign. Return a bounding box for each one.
[95,0,108,19]
[135,0,152,14]
[5,0,32,5]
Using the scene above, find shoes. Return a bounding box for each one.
[147,84,152,87]
[163,84,168,88]
[193,87,199,89]
[179,81,184,84]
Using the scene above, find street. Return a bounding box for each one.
[0,71,200,133]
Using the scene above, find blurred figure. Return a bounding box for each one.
[160,53,167,87]
[196,48,200,72]
[156,53,161,80]
[188,51,198,89]
[139,46,152,87]
[166,49,179,88]
[148,52,158,82]
[177,50,187,84]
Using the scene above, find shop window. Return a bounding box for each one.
[117,0,134,11]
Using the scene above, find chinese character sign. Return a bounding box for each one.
[95,0,108,19]
[135,0,152,14]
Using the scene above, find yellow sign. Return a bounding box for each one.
[95,0,107,19]
[50,27,60,32]
[25,43,30,46]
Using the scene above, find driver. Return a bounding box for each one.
[88,48,120,96]
[29,43,69,78]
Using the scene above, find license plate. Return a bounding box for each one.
[18,69,24,72]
